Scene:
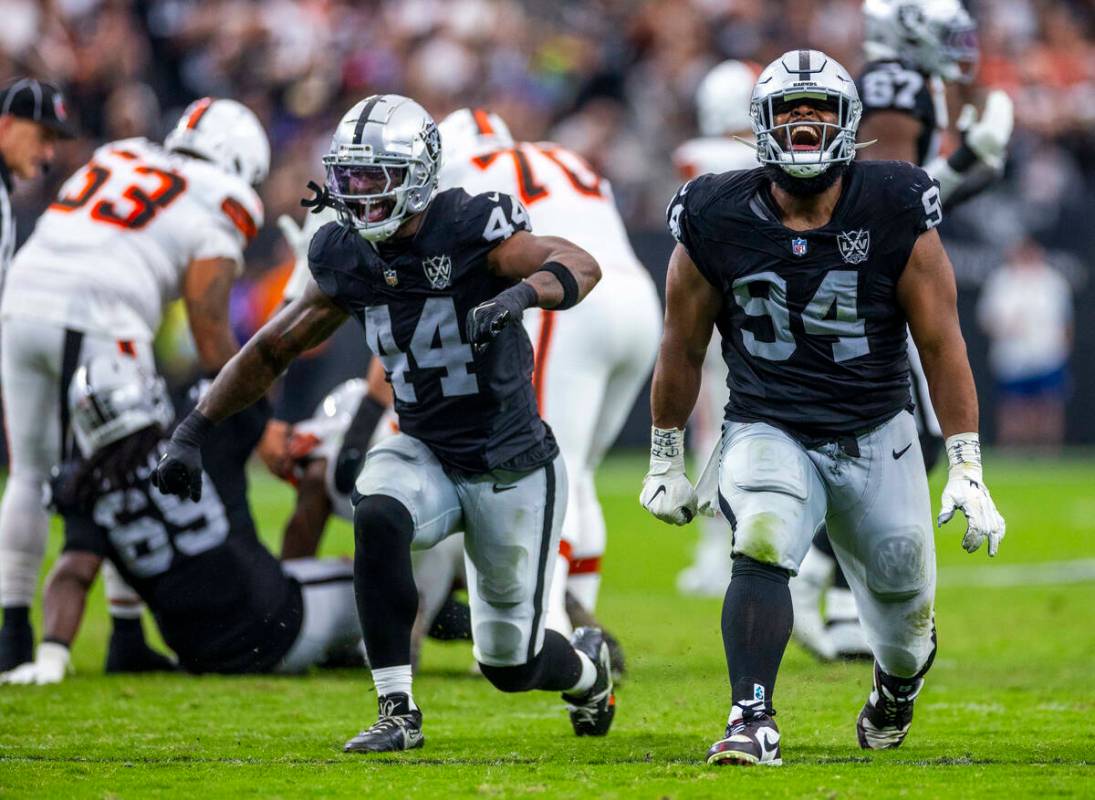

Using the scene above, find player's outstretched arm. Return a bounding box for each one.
[641,244,720,526]
[0,552,101,685]
[183,257,242,374]
[467,232,601,350]
[898,229,1005,556]
[152,281,348,501]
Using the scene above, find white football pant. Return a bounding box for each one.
[0,318,150,609]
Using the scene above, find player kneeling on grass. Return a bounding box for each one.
[0,355,364,684]
[642,49,1005,765]
[150,95,614,754]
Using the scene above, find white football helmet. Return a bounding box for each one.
[696,60,760,138]
[69,356,174,459]
[863,0,979,82]
[439,107,515,165]
[751,49,863,179]
[323,94,442,242]
[165,97,270,186]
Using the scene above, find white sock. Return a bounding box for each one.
[568,651,597,695]
[372,664,416,709]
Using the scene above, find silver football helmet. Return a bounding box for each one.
[863,0,979,82]
[69,356,174,459]
[322,94,442,242]
[751,50,863,179]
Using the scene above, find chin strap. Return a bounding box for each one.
[300,180,333,214]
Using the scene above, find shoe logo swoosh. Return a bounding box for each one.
[757,727,780,758]
[649,485,666,503]
[892,443,913,460]
[492,483,517,493]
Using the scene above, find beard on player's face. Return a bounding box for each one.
[764,161,847,197]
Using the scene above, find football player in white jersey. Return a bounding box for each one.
[436,108,662,637]
[0,97,269,670]
[671,60,762,599]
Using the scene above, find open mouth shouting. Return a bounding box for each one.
[789,124,821,152]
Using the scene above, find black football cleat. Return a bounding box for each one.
[706,707,782,766]
[0,614,34,672]
[857,663,922,750]
[344,693,424,753]
[562,627,616,736]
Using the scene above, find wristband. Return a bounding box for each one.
[945,432,982,481]
[649,426,687,475]
[501,281,539,311]
[174,410,215,448]
[536,261,580,310]
[946,142,980,174]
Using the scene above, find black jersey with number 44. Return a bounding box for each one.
[668,160,942,438]
[308,188,557,474]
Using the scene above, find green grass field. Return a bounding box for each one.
[1,453,1093,798]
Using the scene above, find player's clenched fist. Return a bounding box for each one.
[640,427,697,526]
[150,411,211,501]
[937,433,1006,557]
[465,282,538,352]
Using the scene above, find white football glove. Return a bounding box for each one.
[640,427,697,526]
[937,433,1006,557]
[957,90,1014,172]
[0,642,71,686]
[277,214,309,264]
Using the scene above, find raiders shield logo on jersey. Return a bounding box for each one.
[422,254,452,289]
[837,229,870,264]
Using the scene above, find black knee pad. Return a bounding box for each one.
[354,494,414,550]
[731,555,792,585]
[478,653,545,693]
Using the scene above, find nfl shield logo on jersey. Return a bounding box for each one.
[791,237,808,257]
[383,267,399,287]
[422,254,452,290]
[837,229,871,264]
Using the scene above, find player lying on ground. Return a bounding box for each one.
[0,98,268,672]
[0,356,363,684]
[151,95,614,753]
[642,49,1005,766]
[791,0,1016,662]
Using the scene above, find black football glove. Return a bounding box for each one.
[465,282,538,353]
[150,411,212,501]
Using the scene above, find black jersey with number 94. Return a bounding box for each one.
[308,188,558,474]
[667,160,942,438]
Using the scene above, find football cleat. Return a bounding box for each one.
[706,706,782,766]
[0,616,34,673]
[857,663,923,750]
[344,693,424,753]
[562,627,616,736]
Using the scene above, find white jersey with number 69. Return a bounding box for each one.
[1,137,263,341]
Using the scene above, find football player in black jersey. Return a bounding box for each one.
[643,50,1005,765]
[151,95,612,753]
[0,356,363,684]
[792,0,1016,661]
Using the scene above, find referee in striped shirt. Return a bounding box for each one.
[0,78,74,292]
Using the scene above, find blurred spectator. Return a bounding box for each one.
[977,238,1074,451]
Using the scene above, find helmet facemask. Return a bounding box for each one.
[753,90,862,179]
[323,148,435,242]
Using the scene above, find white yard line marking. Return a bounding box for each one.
[938,559,1095,588]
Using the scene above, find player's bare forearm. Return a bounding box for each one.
[489,232,601,307]
[651,244,720,429]
[41,552,100,648]
[183,257,241,372]
[197,283,347,423]
[898,229,978,436]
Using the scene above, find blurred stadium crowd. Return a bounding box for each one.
[0,0,1092,441]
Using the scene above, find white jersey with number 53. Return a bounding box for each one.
[1,137,263,341]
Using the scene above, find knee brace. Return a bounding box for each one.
[479,651,545,693]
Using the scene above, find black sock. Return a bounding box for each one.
[2,606,30,628]
[110,616,144,642]
[478,629,584,693]
[354,495,418,668]
[723,557,793,714]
